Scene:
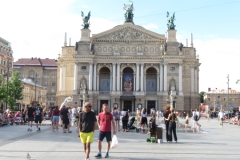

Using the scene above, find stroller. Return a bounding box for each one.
[126,117,139,132]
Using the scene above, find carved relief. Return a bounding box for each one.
[96,28,158,41]
[121,47,125,52]
[144,63,159,73]
[144,47,148,52]
[97,47,102,52]
[97,63,112,73]
[121,63,136,73]
[136,45,143,53]
[103,47,107,52]
[66,64,74,76]
[150,47,154,52]
[108,47,113,52]
[185,50,189,55]
[132,47,136,52]
[183,65,189,75]
[126,47,130,52]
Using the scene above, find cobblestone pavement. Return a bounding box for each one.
[0,117,240,160]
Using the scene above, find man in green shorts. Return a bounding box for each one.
[79,102,97,160]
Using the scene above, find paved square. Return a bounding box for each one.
[0,118,240,160]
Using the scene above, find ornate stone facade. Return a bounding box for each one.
[56,22,200,114]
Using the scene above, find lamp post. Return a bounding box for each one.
[227,74,229,120]
[5,61,10,110]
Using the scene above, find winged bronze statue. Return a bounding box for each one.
[81,11,91,29]
[166,11,176,30]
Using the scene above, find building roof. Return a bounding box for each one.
[207,88,240,94]
[22,78,46,89]
[14,57,57,67]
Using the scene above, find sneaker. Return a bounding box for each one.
[27,128,30,131]
[105,152,109,158]
[38,127,41,131]
[95,153,102,158]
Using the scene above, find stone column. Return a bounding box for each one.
[89,62,93,91]
[93,63,97,91]
[110,74,112,91]
[117,63,120,91]
[112,63,116,91]
[136,63,140,91]
[133,74,136,91]
[160,63,163,92]
[97,72,99,91]
[157,73,160,92]
[141,63,144,91]
[179,63,183,93]
[164,62,168,92]
[59,67,62,91]
[120,73,122,91]
[195,67,198,93]
[191,66,195,93]
[74,62,78,91]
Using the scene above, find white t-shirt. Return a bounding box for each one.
[218,112,224,119]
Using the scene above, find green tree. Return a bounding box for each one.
[199,91,206,104]
[6,71,24,110]
[0,74,5,105]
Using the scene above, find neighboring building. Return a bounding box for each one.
[56,5,200,114]
[17,79,47,107]
[204,88,240,112]
[13,58,57,107]
[0,37,13,77]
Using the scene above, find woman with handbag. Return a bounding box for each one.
[121,108,129,132]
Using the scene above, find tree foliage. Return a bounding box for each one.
[6,71,24,109]
[199,91,206,103]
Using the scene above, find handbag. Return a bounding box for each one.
[110,135,119,149]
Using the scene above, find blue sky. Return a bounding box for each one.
[1,0,240,93]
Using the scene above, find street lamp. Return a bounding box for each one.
[4,60,10,110]
[227,74,229,120]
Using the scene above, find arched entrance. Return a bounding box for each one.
[121,67,135,112]
[146,67,157,114]
[99,67,110,92]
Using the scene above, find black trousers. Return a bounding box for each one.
[122,119,128,129]
[165,122,169,141]
[168,121,177,142]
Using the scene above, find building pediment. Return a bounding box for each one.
[92,23,166,43]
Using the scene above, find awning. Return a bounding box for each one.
[120,96,136,100]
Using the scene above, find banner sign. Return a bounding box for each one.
[123,73,133,91]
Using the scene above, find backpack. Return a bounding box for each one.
[122,111,129,120]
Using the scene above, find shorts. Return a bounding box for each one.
[52,116,59,121]
[28,117,34,122]
[141,117,147,125]
[35,116,42,123]
[98,131,112,142]
[80,131,94,143]
[194,115,198,121]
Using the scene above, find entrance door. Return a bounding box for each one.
[99,100,108,113]
[124,100,132,112]
[147,101,155,114]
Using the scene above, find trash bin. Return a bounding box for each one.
[156,126,163,140]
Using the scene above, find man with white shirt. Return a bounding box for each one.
[218,109,225,127]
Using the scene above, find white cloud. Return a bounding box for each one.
[143,23,158,30]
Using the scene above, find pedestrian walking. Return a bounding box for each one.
[95,103,116,159]
[163,105,170,142]
[79,102,97,160]
[112,107,120,132]
[218,109,224,127]
[185,113,189,132]
[165,108,178,143]
[151,108,156,121]
[121,107,129,132]
[35,104,43,131]
[52,106,60,132]
[60,105,72,133]
[27,103,35,131]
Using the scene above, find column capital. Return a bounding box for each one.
[74,62,78,65]
[190,65,195,68]
[140,63,144,66]
[117,62,121,65]
[136,62,140,65]
[159,62,164,65]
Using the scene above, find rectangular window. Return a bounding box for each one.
[170,67,175,72]
[50,82,55,86]
[81,66,87,70]
[43,75,49,78]
[43,82,48,86]
[50,88,55,93]
[51,75,56,79]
